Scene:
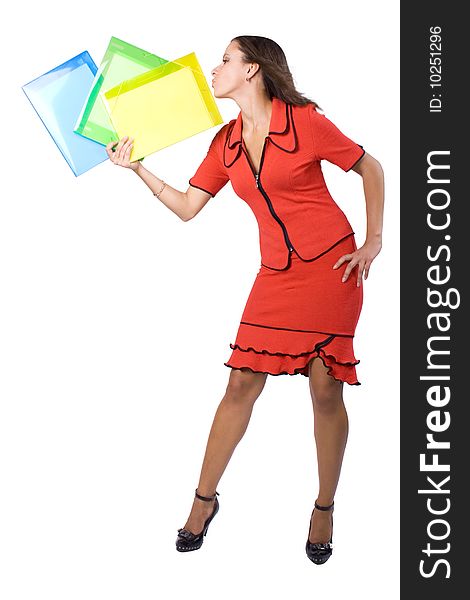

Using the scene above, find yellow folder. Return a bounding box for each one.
[103,52,223,161]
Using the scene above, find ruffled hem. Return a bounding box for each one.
[223,324,361,385]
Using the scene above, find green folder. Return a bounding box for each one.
[74,36,168,146]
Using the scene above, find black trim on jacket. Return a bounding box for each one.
[346,146,366,172]
[188,182,215,197]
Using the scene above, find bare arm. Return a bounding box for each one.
[351,152,385,246]
[333,151,385,286]
[106,136,213,222]
[133,162,212,221]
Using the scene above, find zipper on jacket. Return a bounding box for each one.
[242,139,294,252]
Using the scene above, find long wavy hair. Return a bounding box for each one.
[231,35,321,110]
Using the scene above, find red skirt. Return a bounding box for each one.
[224,234,363,385]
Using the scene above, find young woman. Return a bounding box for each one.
[106,35,384,565]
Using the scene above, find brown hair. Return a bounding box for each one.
[231,35,321,110]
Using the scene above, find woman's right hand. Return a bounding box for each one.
[106,136,140,171]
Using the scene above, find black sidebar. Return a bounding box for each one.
[401,4,466,598]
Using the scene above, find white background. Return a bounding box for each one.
[1,1,399,598]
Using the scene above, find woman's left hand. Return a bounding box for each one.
[332,238,382,287]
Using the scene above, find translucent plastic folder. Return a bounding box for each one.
[22,52,108,176]
[74,37,168,146]
[103,52,224,161]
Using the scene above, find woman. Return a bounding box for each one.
[106,35,384,564]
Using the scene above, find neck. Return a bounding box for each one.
[236,94,273,134]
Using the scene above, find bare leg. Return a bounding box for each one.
[307,357,349,543]
[182,367,268,534]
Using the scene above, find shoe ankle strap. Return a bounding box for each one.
[314,500,334,511]
[195,488,220,502]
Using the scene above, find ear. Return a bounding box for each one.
[246,62,261,80]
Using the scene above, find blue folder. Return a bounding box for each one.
[22,51,109,176]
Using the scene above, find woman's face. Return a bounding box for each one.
[211,41,254,99]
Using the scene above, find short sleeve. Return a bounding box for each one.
[189,127,230,197]
[309,106,366,172]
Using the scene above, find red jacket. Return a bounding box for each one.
[189,97,365,270]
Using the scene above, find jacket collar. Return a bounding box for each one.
[224,97,297,168]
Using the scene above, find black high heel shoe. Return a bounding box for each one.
[175,488,220,552]
[305,500,334,564]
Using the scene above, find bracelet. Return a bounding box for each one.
[154,181,166,199]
